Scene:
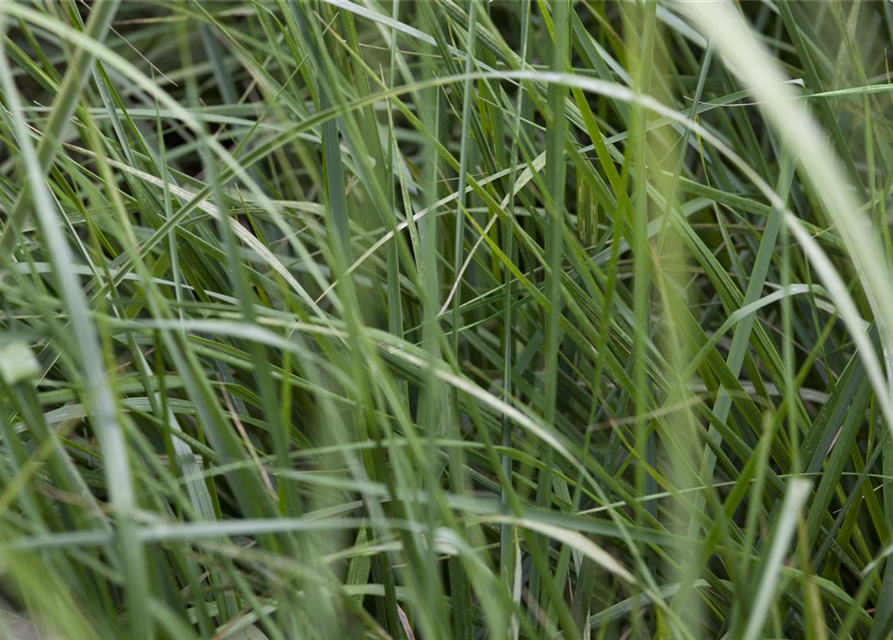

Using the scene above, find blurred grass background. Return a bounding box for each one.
[1,0,893,638]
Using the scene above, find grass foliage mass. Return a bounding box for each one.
[1,0,893,638]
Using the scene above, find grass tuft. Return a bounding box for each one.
[1,1,892,638]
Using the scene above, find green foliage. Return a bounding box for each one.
[0,1,891,638]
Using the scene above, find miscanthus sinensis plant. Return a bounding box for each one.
[0,0,892,638]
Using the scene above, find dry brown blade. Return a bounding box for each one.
[219,374,279,501]
[397,605,416,640]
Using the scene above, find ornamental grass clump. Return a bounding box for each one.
[0,1,892,639]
